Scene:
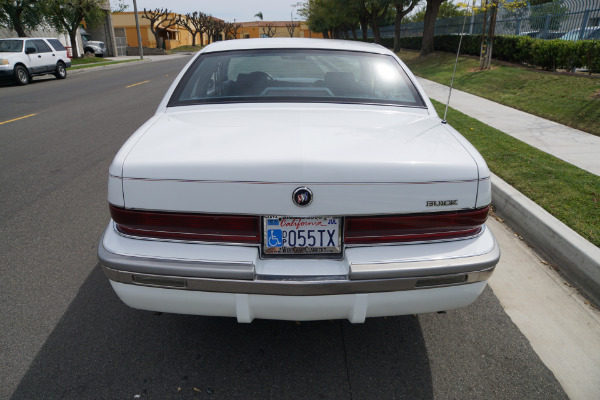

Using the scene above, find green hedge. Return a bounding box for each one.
[366,35,600,73]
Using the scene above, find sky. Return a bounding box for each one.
[116,1,303,23]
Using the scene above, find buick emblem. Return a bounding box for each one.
[293,187,313,207]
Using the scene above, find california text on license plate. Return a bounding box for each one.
[263,216,342,254]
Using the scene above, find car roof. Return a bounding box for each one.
[0,37,59,41]
[200,38,392,55]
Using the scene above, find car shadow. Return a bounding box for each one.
[10,264,433,399]
[0,76,57,87]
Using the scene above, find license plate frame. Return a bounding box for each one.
[262,216,342,256]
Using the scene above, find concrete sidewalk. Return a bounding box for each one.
[417,77,600,176]
[68,53,192,76]
[416,77,600,307]
[104,54,193,62]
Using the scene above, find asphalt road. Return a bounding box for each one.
[0,57,569,399]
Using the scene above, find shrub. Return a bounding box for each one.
[366,34,600,73]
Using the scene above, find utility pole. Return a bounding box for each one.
[133,0,144,60]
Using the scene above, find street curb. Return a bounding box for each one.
[68,60,147,75]
[491,173,600,307]
[68,54,191,76]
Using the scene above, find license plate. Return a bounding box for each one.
[263,216,342,255]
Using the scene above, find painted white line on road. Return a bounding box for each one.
[0,113,38,125]
[487,217,600,400]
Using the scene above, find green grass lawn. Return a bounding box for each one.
[433,99,600,247]
[400,50,600,136]
[70,58,140,70]
[70,57,111,65]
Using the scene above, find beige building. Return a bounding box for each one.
[111,12,220,50]
[237,21,324,39]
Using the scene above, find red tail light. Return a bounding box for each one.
[109,205,261,244]
[345,206,489,244]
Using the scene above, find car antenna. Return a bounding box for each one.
[442,1,472,124]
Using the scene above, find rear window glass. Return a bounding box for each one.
[169,49,425,108]
[32,39,52,53]
[0,39,23,52]
[47,39,66,51]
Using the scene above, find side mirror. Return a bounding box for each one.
[25,47,37,54]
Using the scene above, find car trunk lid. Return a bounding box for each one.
[119,105,482,215]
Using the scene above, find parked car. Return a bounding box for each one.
[81,28,107,57]
[517,30,564,39]
[560,26,600,41]
[98,38,500,323]
[0,37,71,85]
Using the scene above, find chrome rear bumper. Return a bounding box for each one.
[99,236,499,296]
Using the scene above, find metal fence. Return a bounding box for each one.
[371,0,600,41]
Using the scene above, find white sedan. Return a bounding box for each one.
[99,38,499,323]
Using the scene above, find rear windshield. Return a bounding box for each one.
[169,49,425,108]
[0,39,24,53]
[46,39,66,51]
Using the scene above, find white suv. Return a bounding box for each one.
[0,37,72,85]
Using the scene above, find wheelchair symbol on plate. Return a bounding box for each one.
[268,229,283,247]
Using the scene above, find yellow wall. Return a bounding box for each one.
[236,22,323,40]
[112,12,208,49]
[112,13,324,48]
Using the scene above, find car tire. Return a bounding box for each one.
[14,65,29,85]
[84,48,94,56]
[54,62,67,79]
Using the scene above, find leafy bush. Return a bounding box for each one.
[367,34,600,73]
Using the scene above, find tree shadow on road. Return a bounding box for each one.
[10,264,433,399]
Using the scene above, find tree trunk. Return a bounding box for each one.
[372,16,381,44]
[12,9,27,37]
[420,0,445,56]
[394,10,402,52]
[351,26,357,40]
[322,30,330,39]
[360,18,368,41]
[150,28,161,48]
[479,1,489,69]
[483,5,498,70]
[69,30,79,58]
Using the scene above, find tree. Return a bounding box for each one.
[0,0,44,37]
[407,1,467,23]
[261,23,276,38]
[44,0,105,58]
[254,11,263,20]
[142,8,179,49]
[178,11,209,46]
[205,17,224,43]
[363,0,392,44]
[224,21,241,39]
[299,0,362,40]
[392,0,419,52]
[474,0,527,69]
[420,0,446,56]
[111,0,128,13]
[286,20,298,37]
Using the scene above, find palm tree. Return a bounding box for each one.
[254,11,263,20]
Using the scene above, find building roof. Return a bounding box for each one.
[238,21,304,28]
[112,11,223,23]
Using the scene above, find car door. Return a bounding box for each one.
[24,39,45,73]
[31,39,54,72]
